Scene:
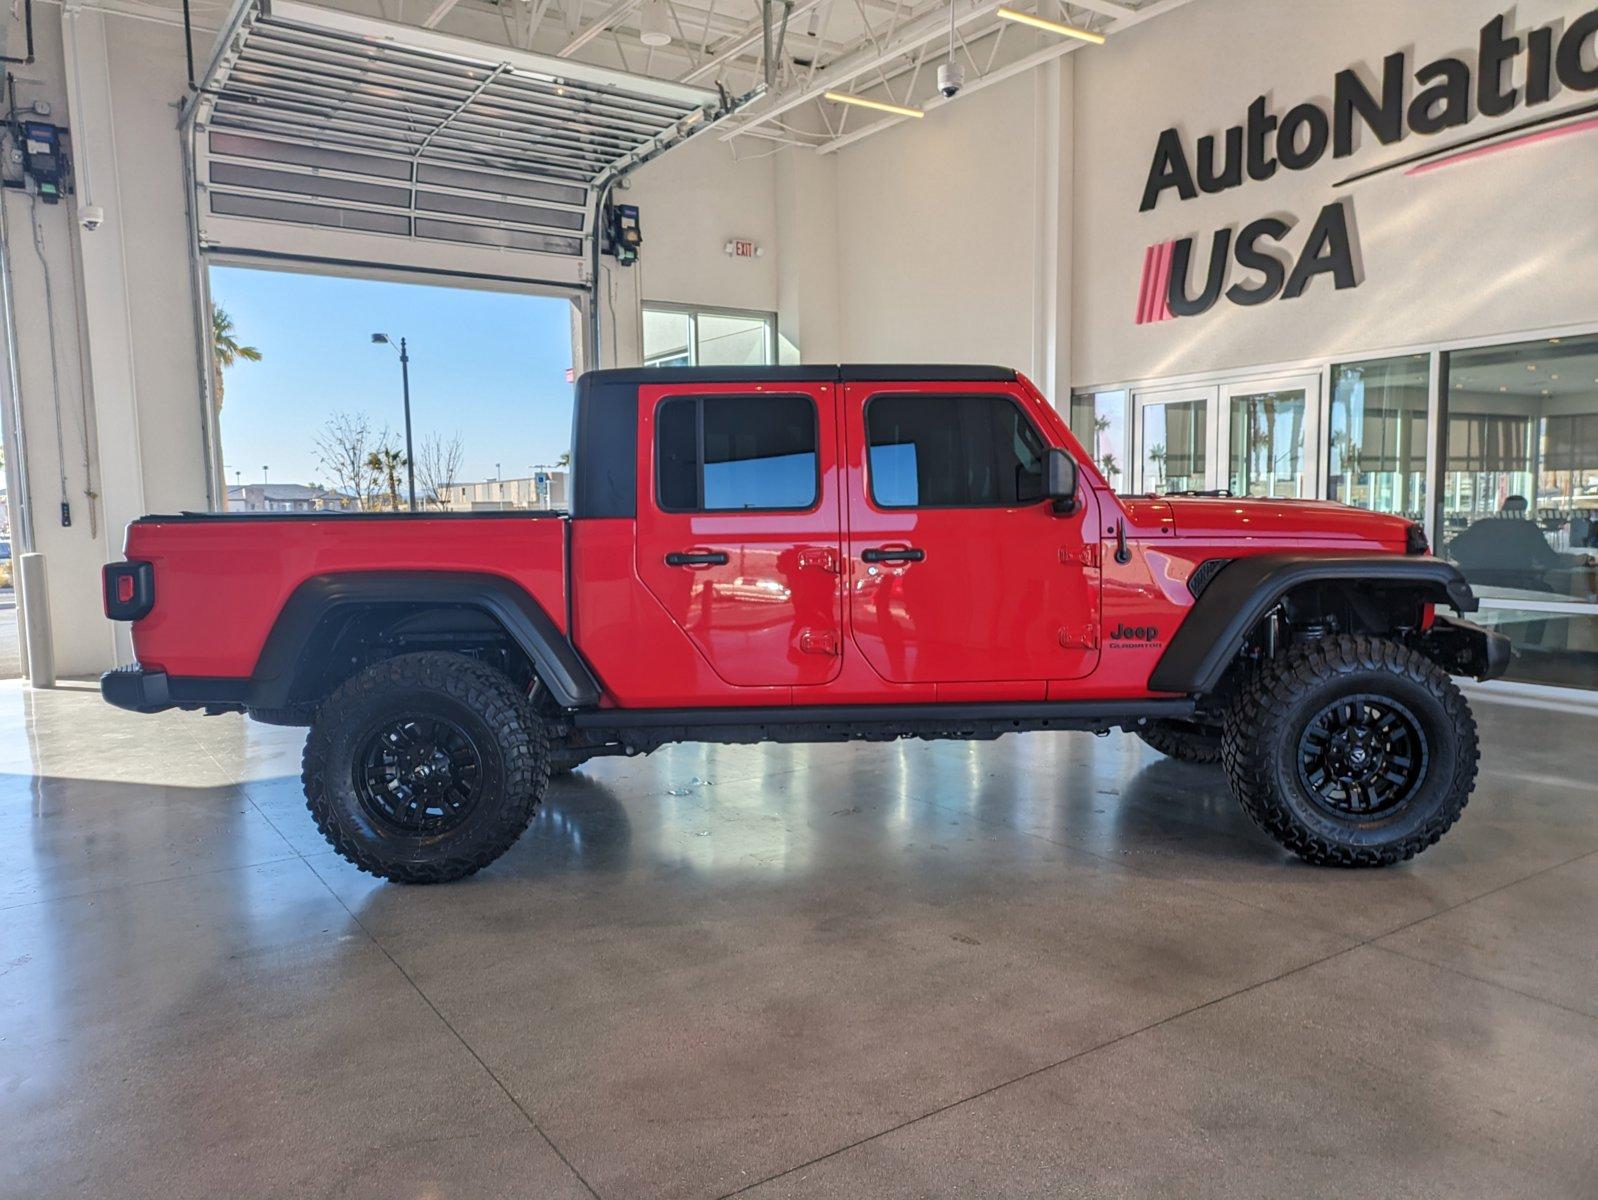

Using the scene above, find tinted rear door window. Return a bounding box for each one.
[656,394,818,511]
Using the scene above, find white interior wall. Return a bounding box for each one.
[1070,0,1598,388]
[833,67,1062,379]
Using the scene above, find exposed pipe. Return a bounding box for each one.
[181,0,195,89]
[0,173,36,553]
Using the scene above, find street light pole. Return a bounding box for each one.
[398,337,416,512]
[373,333,418,512]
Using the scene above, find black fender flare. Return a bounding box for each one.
[1148,554,1477,696]
[249,572,602,709]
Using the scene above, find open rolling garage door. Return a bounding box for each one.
[184,0,746,304]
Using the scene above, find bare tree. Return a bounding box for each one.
[416,431,466,509]
[315,412,385,510]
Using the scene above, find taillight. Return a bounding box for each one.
[103,561,154,621]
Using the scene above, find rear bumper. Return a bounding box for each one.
[101,665,171,713]
[101,666,248,714]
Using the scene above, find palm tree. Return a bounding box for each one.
[366,447,408,511]
[1147,444,1167,490]
[1092,413,1112,462]
[211,305,262,410]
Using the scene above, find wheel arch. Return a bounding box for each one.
[1150,554,1478,696]
[249,572,602,712]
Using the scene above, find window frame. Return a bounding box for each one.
[641,301,778,368]
[653,391,822,515]
[862,391,1052,512]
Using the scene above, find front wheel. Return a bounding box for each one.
[1222,635,1479,868]
[303,652,549,884]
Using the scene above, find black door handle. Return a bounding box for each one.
[862,547,925,563]
[665,550,729,567]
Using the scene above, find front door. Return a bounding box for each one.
[1219,373,1321,498]
[842,382,1101,687]
[635,381,844,688]
[1133,384,1217,494]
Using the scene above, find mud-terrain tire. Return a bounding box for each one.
[303,652,549,884]
[548,749,598,777]
[1136,718,1223,764]
[1222,635,1478,868]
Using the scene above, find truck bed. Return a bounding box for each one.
[123,512,569,679]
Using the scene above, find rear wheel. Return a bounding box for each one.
[1135,718,1222,764]
[303,652,549,883]
[1222,634,1478,867]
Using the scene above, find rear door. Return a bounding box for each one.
[843,382,1101,689]
[635,381,844,689]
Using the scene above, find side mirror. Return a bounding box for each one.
[1044,448,1079,512]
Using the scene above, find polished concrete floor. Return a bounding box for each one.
[1,681,1594,1199]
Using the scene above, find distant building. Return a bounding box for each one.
[226,483,359,513]
[436,470,568,512]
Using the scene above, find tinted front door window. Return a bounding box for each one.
[866,394,1045,508]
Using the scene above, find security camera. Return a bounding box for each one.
[79,204,104,232]
[937,61,964,99]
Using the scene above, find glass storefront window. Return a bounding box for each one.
[1068,389,1128,490]
[1473,608,1598,691]
[1441,333,1598,605]
[1228,388,1308,498]
[641,304,775,368]
[1327,355,1429,520]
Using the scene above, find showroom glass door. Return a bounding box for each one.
[1219,375,1321,499]
[1133,386,1217,493]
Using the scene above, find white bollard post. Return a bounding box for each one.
[17,552,54,688]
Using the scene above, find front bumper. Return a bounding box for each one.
[100,666,248,714]
[1424,615,1513,682]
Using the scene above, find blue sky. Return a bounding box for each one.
[211,266,575,488]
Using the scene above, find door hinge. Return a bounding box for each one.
[1061,544,1100,570]
[1058,624,1099,650]
[798,628,841,656]
[797,547,840,573]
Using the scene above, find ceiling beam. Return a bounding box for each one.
[560,0,646,56]
[721,0,1010,139]
[682,0,831,83]
[1061,0,1137,16]
[421,0,461,29]
[812,0,1199,151]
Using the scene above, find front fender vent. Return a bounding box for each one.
[1187,558,1232,598]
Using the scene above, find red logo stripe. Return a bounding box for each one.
[1135,240,1177,325]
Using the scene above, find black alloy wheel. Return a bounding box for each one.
[355,715,486,836]
[1296,694,1428,821]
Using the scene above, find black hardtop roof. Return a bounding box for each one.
[578,364,1017,386]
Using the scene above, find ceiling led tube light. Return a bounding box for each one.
[995,7,1105,44]
[823,90,925,119]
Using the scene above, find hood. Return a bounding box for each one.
[1135,495,1416,549]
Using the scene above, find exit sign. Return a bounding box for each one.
[725,239,761,258]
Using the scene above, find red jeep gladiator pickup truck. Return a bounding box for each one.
[102,365,1509,883]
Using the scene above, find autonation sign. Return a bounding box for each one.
[1133,6,1598,324]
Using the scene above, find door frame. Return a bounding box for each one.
[1132,384,1219,493]
[1217,372,1324,498]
